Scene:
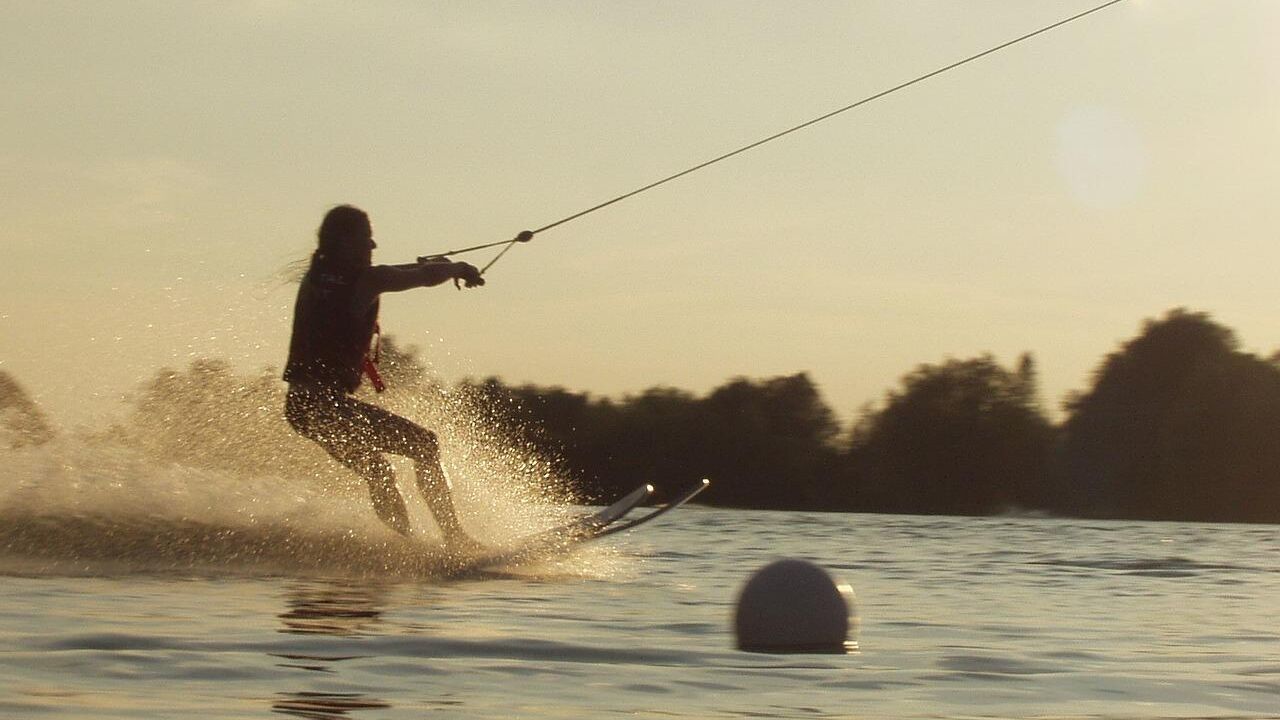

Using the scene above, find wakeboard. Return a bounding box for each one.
[452,479,710,572]
[590,478,709,538]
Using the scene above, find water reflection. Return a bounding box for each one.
[272,692,391,719]
[272,579,393,718]
[278,578,389,636]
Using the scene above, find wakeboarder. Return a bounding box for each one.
[282,205,485,550]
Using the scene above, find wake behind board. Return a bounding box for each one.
[451,479,709,573]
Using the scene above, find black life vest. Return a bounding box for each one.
[283,256,379,393]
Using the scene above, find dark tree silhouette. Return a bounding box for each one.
[455,373,840,508]
[845,354,1055,515]
[1057,309,1280,522]
[0,370,54,448]
[697,374,840,508]
[105,359,335,480]
[8,307,1276,521]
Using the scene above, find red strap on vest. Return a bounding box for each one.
[363,321,386,392]
[362,356,386,393]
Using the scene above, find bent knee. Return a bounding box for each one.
[411,429,439,462]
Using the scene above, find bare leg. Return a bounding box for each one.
[355,454,412,536]
[408,432,481,549]
[414,457,467,541]
[287,388,478,544]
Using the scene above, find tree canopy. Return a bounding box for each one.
[1059,309,1280,522]
[4,307,1278,523]
[0,370,54,449]
[844,354,1054,515]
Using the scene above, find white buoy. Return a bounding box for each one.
[734,558,857,653]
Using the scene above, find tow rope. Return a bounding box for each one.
[423,0,1126,276]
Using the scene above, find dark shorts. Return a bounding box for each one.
[284,385,437,465]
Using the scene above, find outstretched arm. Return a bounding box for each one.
[351,260,484,311]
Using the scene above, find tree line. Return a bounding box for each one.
[3,307,1278,523]
[451,308,1280,523]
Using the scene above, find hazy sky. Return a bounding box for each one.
[2,1,1277,427]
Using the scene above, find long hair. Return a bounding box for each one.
[275,205,372,286]
[314,205,372,273]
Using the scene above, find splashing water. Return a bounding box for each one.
[0,364,624,581]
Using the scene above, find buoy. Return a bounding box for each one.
[734,558,857,653]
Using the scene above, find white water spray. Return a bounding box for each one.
[0,363,624,580]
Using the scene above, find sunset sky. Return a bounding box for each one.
[2,0,1277,427]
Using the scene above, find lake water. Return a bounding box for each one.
[2,493,1278,720]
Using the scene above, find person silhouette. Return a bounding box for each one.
[282,205,484,550]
